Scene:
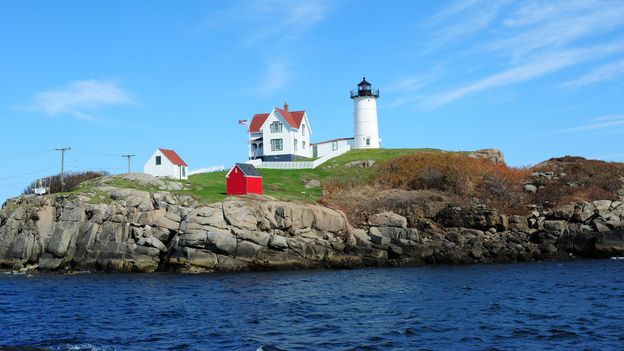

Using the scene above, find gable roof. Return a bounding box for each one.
[249,113,270,133]
[275,108,305,130]
[248,108,306,132]
[227,163,261,178]
[158,148,188,167]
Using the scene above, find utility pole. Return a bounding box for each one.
[55,147,71,192]
[122,154,135,174]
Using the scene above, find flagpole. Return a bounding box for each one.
[239,119,250,160]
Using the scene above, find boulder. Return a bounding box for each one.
[110,188,153,211]
[234,230,271,247]
[551,204,575,220]
[138,209,180,231]
[369,212,407,228]
[206,231,237,255]
[223,200,259,230]
[467,149,505,164]
[369,227,390,245]
[178,247,218,269]
[186,205,227,229]
[46,222,80,258]
[268,235,288,250]
[138,236,168,252]
[593,200,612,213]
[349,228,371,247]
[312,207,346,233]
[543,220,568,233]
[304,179,321,188]
[345,160,376,168]
[236,240,263,260]
[523,184,537,194]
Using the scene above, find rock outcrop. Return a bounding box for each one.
[1,179,623,273]
[467,149,506,165]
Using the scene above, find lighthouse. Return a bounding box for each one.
[350,77,380,149]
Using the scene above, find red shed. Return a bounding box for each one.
[226,163,263,195]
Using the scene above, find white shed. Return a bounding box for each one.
[312,138,354,158]
[143,148,189,180]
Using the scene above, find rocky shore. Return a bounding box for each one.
[1,175,623,273]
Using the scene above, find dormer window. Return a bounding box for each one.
[270,121,283,133]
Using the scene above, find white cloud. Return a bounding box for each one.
[558,114,624,133]
[426,43,624,108]
[487,1,624,60]
[25,80,133,121]
[428,0,510,48]
[559,59,624,89]
[406,0,624,109]
[203,0,331,45]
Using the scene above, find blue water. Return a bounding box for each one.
[1,261,623,351]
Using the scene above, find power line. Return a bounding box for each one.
[65,166,126,171]
[0,166,58,181]
[0,181,37,188]
[0,150,54,160]
[72,148,123,158]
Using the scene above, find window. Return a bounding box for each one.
[365,137,371,146]
[155,156,161,165]
[332,141,338,151]
[302,124,305,136]
[294,139,298,151]
[270,121,283,133]
[302,141,306,149]
[252,144,257,150]
[182,167,186,177]
[271,139,283,151]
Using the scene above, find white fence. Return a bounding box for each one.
[247,146,351,170]
[188,165,225,176]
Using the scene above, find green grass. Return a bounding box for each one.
[27,149,444,205]
[181,148,441,204]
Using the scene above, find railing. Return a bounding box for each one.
[188,165,225,176]
[246,146,351,170]
[350,89,379,98]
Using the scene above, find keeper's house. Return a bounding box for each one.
[226,163,263,195]
[144,148,189,180]
[248,103,312,161]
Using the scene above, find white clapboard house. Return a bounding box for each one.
[144,148,189,180]
[248,103,312,161]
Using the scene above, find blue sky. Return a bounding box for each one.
[1,0,623,202]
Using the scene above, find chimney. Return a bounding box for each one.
[284,102,289,111]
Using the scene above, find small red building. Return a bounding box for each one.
[226,163,263,195]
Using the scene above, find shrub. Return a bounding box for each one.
[23,171,108,195]
[372,152,530,212]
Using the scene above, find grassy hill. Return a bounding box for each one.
[182,148,441,203]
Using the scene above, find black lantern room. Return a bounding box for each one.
[350,77,379,99]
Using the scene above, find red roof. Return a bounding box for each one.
[158,148,188,167]
[248,108,305,132]
[248,113,269,133]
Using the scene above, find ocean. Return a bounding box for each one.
[1,260,623,350]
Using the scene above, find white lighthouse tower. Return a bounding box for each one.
[351,77,380,149]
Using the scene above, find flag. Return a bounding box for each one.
[238,119,248,125]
